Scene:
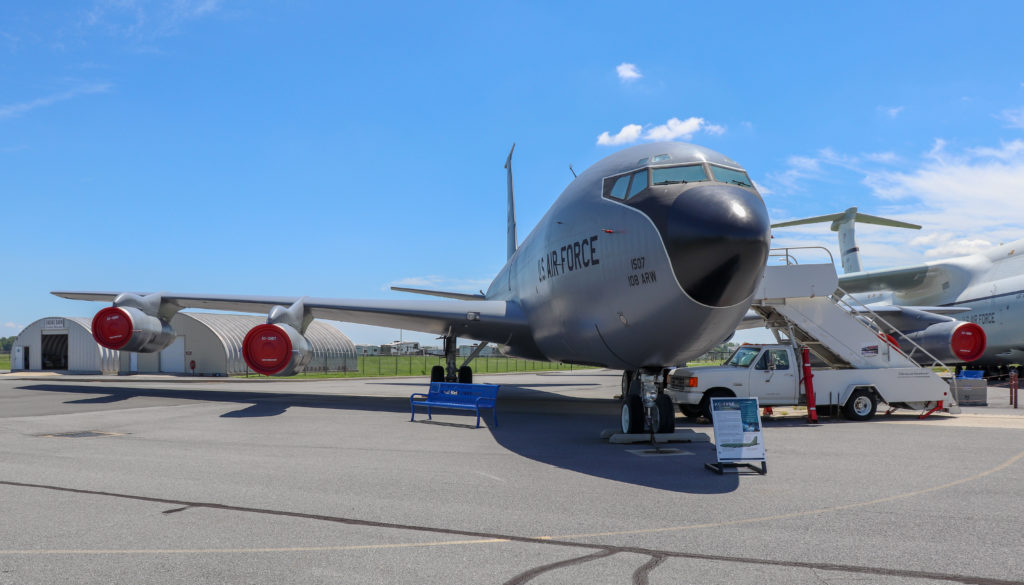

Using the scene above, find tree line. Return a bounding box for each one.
[0,337,15,352]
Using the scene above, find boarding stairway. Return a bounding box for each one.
[749,248,960,412]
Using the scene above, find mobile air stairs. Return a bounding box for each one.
[748,248,960,416]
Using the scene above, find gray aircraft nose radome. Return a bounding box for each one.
[630,184,771,307]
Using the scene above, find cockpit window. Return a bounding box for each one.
[626,169,648,199]
[651,164,708,185]
[651,154,671,163]
[710,164,753,188]
[608,174,630,199]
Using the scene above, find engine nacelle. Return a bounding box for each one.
[242,323,312,376]
[898,320,986,363]
[91,306,176,353]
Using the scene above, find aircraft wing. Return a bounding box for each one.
[837,264,933,293]
[51,291,531,345]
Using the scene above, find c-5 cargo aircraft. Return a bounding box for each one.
[54,141,772,433]
[774,207,1021,368]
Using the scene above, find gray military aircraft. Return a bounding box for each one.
[773,207,1019,368]
[54,141,772,433]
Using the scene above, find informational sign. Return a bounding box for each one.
[706,397,767,474]
[42,318,65,330]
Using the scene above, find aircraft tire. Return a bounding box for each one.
[655,394,675,433]
[430,366,445,383]
[457,366,473,384]
[843,389,877,421]
[621,370,634,397]
[678,404,701,419]
[621,395,644,434]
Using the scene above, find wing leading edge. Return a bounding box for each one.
[52,291,537,353]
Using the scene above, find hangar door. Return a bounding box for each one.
[41,332,68,370]
[160,336,186,374]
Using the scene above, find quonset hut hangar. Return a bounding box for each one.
[11,313,358,376]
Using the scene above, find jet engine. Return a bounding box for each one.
[92,305,175,353]
[898,320,986,363]
[242,323,312,376]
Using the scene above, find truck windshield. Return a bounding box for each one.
[725,346,761,367]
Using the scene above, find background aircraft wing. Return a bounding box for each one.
[837,264,933,293]
[52,291,531,345]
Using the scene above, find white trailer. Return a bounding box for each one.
[666,343,954,421]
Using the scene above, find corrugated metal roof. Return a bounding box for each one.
[179,313,357,375]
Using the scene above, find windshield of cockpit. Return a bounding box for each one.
[725,346,761,367]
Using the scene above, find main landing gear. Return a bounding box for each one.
[620,370,675,435]
[431,333,481,383]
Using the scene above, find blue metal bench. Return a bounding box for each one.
[410,382,499,428]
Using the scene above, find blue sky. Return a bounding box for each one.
[4,1,1024,346]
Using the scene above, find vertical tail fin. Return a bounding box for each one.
[504,143,518,260]
[771,207,920,273]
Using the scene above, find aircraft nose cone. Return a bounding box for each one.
[664,185,771,307]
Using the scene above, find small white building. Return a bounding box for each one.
[12,313,358,376]
[380,341,421,355]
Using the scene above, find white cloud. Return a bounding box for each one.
[0,83,111,120]
[597,124,643,146]
[3,322,25,331]
[644,117,710,141]
[82,0,222,40]
[999,106,1024,129]
[863,151,900,164]
[596,117,725,146]
[769,138,1024,262]
[616,62,641,82]
[880,105,904,118]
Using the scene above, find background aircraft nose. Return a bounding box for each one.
[662,185,771,307]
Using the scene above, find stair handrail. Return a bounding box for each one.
[768,246,835,267]
[832,286,953,374]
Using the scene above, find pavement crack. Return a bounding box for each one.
[3,479,1023,585]
[501,549,617,585]
[632,554,666,585]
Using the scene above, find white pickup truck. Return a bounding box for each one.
[665,344,954,422]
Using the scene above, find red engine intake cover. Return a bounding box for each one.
[92,307,133,350]
[242,323,293,376]
[951,322,986,362]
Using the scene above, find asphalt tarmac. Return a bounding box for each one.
[1,369,1022,585]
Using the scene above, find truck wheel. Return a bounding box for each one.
[655,394,675,433]
[700,389,732,422]
[621,395,644,434]
[458,366,472,384]
[621,370,634,397]
[678,404,701,419]
[843,389,877,421]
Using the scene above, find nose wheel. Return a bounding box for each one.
[620,371,676,434]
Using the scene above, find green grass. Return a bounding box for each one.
[0,353,9,371]
[238,355,591,379]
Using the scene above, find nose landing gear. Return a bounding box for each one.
[620,370,676,435]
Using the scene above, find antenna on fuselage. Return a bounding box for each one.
[569,164,577,178]
[504,143,518,260]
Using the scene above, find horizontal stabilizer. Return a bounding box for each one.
[772,208,921,232]
[389,286,486,301]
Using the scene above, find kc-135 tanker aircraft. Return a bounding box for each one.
[55,141,773,433]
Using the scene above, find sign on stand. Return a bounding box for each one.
[705,397,767,475]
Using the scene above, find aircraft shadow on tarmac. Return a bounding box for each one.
[20,383,738,494]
